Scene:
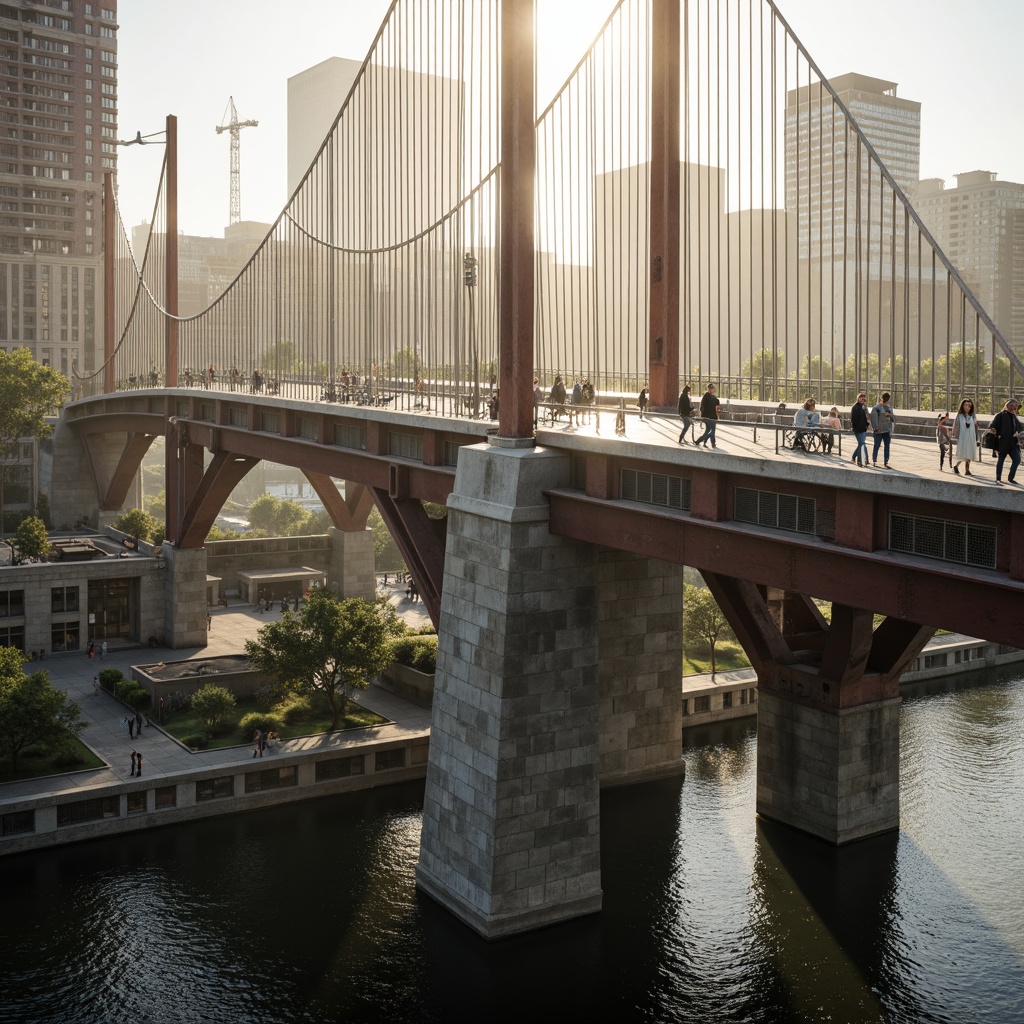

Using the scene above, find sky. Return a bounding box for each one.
[115,0,1024,239]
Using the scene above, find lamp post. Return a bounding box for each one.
[464,252,478,417]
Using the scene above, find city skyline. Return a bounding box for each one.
[116,0,1024,240]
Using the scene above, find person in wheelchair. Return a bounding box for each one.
[792,398,820,450]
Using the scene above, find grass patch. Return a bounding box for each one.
[683,642,752,676]
[0,734,105,784]
[160,691,387,751]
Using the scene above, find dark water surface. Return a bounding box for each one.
[3,670,1023,1024]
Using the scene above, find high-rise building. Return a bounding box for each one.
[0,0,117,380]
[915,171,1024,356]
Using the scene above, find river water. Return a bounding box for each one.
[3,669,1023,1024]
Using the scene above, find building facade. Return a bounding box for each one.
[915,171,1024,358]
[0,0,117,380]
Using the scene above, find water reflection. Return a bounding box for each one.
[2,673,1023,1023]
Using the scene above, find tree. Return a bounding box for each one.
[113,507,158,543]
[683,583,734,675]
[190,685,236,732]
[0,347,71,528]
[15,515,49,560]
[245,588,402,729]
[0,658,86,776]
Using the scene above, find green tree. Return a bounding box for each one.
[144,489,166,523]
[190,684,237,732]
[683,583,734,675]
[0,348,70,528]
[245,588,402,729]
[113,507,158,543]
[14,514,49,560]
[0,655,85,776]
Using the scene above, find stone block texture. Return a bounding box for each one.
[417,444,603,938]
[756,689,900,844]
[163,544,208,649]
[327,527,376,602]
[597,550,684,785]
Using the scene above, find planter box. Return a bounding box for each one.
[376,661,434,706]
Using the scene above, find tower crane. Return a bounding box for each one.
[215,96,258,226]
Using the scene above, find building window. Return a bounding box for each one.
[316,755,365,782]
[619,469,691,510]
[196,776,235,802]
[0,625,24,650]
[682,699,689,716]
[722,690,733,709]
[333,423,367,450]
[244,766,298,793]
[51,621,79,651]
[388,432,423,461]
[56,796,119,826]
[0,590,24,617]
[374,748,406,772]
[154,786,177,809]
[734,487,816,535]
[51,586,78,613]
[126,791,146,815]
[2,809,34,836]
[924,653,947,669]
[693,695,710,714]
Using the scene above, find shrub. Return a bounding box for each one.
[272,694,312,724]
[165,689,192,713]
[191,685,236,731]
[253,683,277,712]
[52,746,86,767]
[98,668,123,691]
[239,711,281,739]
[390,635,437,673]
[181,733,209,750]
[114,678,151,710]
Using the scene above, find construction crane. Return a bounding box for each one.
[215,96,258,226]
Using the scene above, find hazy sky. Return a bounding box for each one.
[115,0,1024,239]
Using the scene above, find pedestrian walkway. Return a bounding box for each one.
[0,596,433,804]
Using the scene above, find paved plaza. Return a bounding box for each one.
[0,582,432,804]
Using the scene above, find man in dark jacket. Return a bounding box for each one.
[694,384,721,448]
[677,385,694,443]
[990,398,1022,485]
[850,392,869,466]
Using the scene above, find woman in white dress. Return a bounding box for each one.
[952,398,979,477]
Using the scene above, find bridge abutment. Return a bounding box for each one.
[327,526,375,602]
[417,443,603,939]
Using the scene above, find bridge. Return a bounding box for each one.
[52,0,1024,938]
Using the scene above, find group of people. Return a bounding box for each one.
[676,383,722,448]
[935,398,1022,484]
[544,375,596,425]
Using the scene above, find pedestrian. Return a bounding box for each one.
[989,398,1022,485]
[792,398,820,450]
[135,751,142,777]
[253,729,263,758]
[850,392,869,466]
[549,375,566,423]
[952,398,978,477]
[936,412,953,470]
[820,406,842,454]
[130,751,137,777]
[101,640,107,659]
[158,695,166,724]
[206,611,212,630]
[570,378,583,425]
[533,377,542,428]
[870,391,895,468]
[677,384,694,443]
[694,383,721,448]
[92,675,99,696]
[135,710,143,736]
[637,385,649,421]
[127,715,134,739]
[88,641,95,658]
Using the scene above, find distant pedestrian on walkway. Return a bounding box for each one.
[158,696,166,724]
[677,384,694,443]
[936,413,953,470]
[88,641,95,659]
[253,729,263,758]
[135,711,143,736]
[126,715,134,739]
[92,676,99,696]
[637,385,649,420]
[130,751,137,777]
[952,398,978,477]
[101,640,107,659]
[694,384,721,448]
[135,751,142,777]
[870,392,895,468]
[850,393,869,466]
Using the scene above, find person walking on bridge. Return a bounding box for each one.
[952,398,978,477]
[870,392,895,468]
[694,384,721,448]
[989,398,1022,485]
[677,384,694,443]
[850,393,869,466]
